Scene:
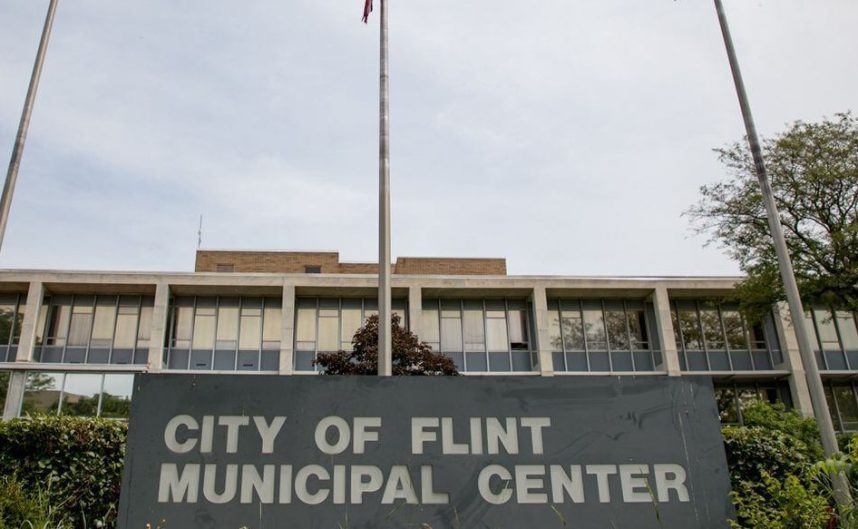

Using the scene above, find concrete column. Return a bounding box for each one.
[2,371,26,420]
[407,285,422,339]
[147,282,170,372]
[531,286,554,376]
[16,280,44,362]
[279,283,295,375]
[652,287,681,376]
[773,302,814,416]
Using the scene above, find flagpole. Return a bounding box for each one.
[378,0,392,376]
[713,0,850,505]
[0,0,60,254]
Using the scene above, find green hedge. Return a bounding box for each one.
[0,416,127,528]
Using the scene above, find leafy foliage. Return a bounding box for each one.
[740,401,824,461]
[729,472,831,529]
[687,112,858,318]
[0,416,127,528]
[0,475,69,529]
[315,314,459,376]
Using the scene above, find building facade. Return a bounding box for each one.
[1,250,857,431]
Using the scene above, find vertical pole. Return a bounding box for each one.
[713,0,850,505]
[377,0,392,376]
[0,0,60,253]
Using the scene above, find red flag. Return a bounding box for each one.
[362,0,373,23]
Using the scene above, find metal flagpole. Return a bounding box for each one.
[713,0,850,505]
[378,0,392,376]
[0,0,60,253]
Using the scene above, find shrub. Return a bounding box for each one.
[723,425,816,486]
[729,472,831,529]
[0,475,69,529]
[0,416,126,528]
[740,401,823,460]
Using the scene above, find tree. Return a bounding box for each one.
[314,314,459,376]
[687,112,858,317]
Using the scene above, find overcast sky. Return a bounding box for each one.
[0,1,855,276]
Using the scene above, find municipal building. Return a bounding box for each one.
[1,250,857,431]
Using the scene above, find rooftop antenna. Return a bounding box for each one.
[197,215,203,250]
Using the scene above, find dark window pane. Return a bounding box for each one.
[628,310,649,350]
[260,350,279,371]
[606,310,629,351]
[708,350,730,371]
[22,372,63,416]
[676,306,703,351]
[826,351,848,371]
[611,351,633,372]
[511,351,531,371]
[237,351,259,371]
[295,351,315,372]
[489,352,511,372]
[588,351,610,371]
[190,350,212,370]
[445,352,465,371]
[730,350,752,371]
[825,386,841,431]
[752,351,772,370]
[465,352,488,372]
[552,351,566,372]
[834,386,858,431]
[686,351,708,371]
[111,348,133,365]
[633,350,654,371]
[214,350,236,370]
[168,350,190,370]
[722,310,747,350]
[565,351,588,371]
[61,373,102,417]
[700,307,725,350]
[87,348,110,364]
[101,374,133,419]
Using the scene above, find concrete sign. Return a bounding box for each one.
[118,375,733,529]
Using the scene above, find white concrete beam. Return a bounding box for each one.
[652,287,681,376]
[531,286,554,376]
[147,282,170,371]
[15,281,44,362]
[2,371,26,420]
[279,283,296,374]
[773,302,814,417]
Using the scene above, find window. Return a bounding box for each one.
[826,383,858,432]
[20,372,134,419]
[672,300,782,372]
[215,264,235,273]
[166,296,282,372]
[0,293,26,362]
[304,266,322,274]
[294,297,408,372]
[0,371,9,412]
[549,299,659,373]
[807,308,858,371]
[715,382,790,425]
[36,295,154,365]
[421,299,533,373]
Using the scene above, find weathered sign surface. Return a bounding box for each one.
[118,374,733,529]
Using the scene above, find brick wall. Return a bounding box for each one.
[195,251,506,276]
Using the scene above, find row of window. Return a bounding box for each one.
[0,294,26,362]
[672,301,783,372]
[806,308,858,371]
[166,296,283,371]
[294,297,407,371]
[418,299,533,373]
[35,295,154,365]
[4,292,857,377]
[547,299,661,373]
[715,382,792,424]
[18,371,134,419]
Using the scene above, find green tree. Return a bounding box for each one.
[315,314,458,376]
[687,112,858,317]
